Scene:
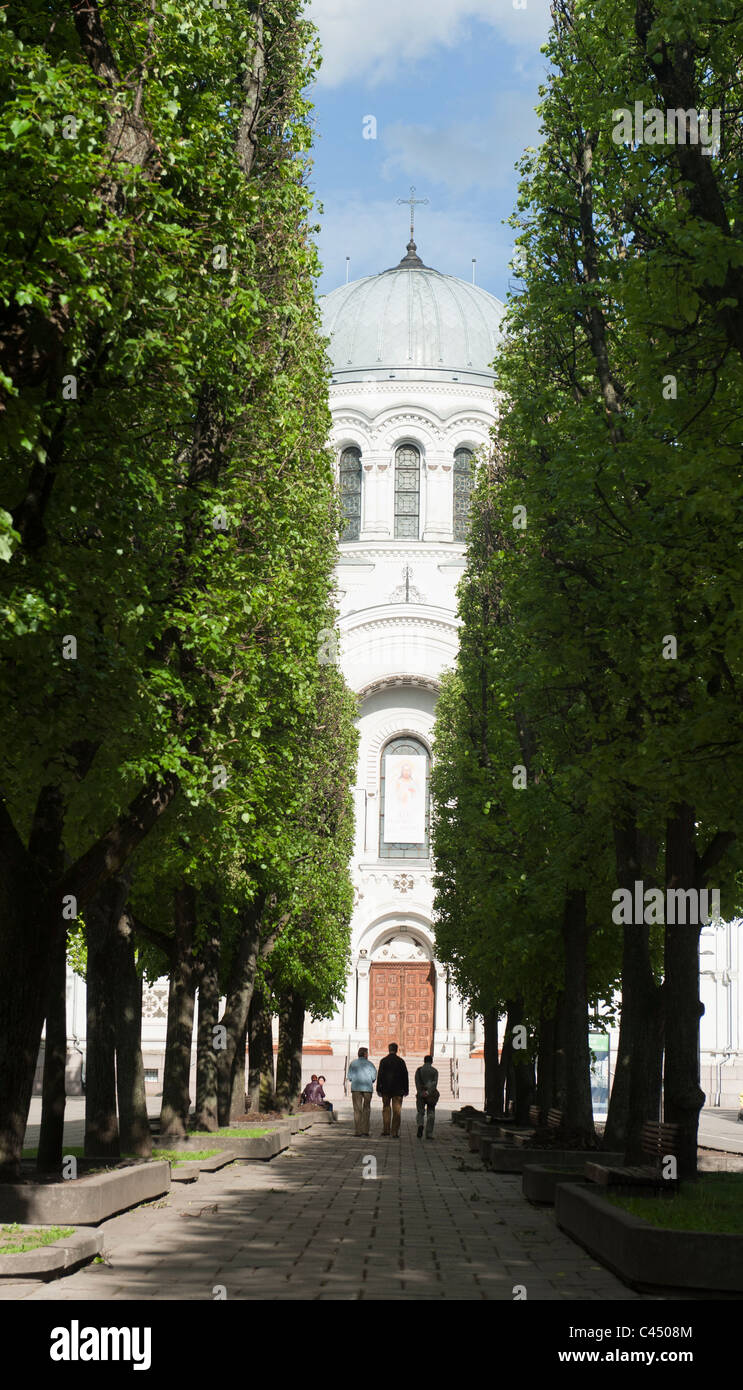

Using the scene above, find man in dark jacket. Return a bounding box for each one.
[414,1054,439,1139]
[376,1042,409,1137]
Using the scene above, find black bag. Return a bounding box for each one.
[421,1087,440,1105]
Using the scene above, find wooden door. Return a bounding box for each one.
[369,962,434,1058]
[402,962,435,1056]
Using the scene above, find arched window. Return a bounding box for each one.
[379,735,430,860]
[339,446,362,541]
[453,447,474,541]
[394,444,420,539]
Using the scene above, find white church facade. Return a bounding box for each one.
[55,235,743,1114]
[298,235,505,1101]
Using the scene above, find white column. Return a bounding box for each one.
[366,791,380,855]
[423,458,453,542]
[357,958,371,1038]
[434,966,448,1047]
[361,460,391,539]
[353,786,366,857]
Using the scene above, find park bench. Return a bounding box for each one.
[482,1107,564,1162]
[584,1120,681,1193]
[507,1107,563,1146]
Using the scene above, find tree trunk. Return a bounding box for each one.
[85,879,125,1158]
[113,907,151,1157]
[536,1003,557,1118]
[604,818,663,1160]
[37,918,68,1171]
[0,894,50,1177]
[513,1034,535,1124]
[230,1019,249,1121]
[553,990,567,1112]
[560,889,595,1145]
[515,1059,536,1124]
[499,1000,521,1118]
[663,802,705,1180]
[216,906,262,1126]
[160,884,197,1141]
[194,926,221,1132]
[0,788,64,1178]
[247,986,275,1112]
[275,991,305,1113]
[483,1006,501,1116]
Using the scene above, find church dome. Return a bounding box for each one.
[320,240,504,387]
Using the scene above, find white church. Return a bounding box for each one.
[299,231,504,1101]
[56,229,742,1114]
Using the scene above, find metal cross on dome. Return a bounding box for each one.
[396,185,429,242]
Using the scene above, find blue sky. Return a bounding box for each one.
[306,0,553,302]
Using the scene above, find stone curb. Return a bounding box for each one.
[169,1150,238,1183]
[0,1162,171,1226]
[556,1181,743,1293]
[523,1162,601,1204]
[0,1226,103,1278]
[698,1147,743,1172]
[291,1109,335,1127]
[156,1129,291,1160]
[484,1142,623,1173]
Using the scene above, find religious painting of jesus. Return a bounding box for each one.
[383,753,426,843]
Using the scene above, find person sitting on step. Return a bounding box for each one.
[300,1074,323,1106]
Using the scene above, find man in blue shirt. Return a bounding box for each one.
[347,1047,377,1136]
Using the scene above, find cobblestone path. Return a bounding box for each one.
[2,1106,642,1301]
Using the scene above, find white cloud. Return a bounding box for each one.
[307,0,551,88]
[315,195,515,300]
[381,94,542,194]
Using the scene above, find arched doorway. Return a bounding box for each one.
[368,932,435,1058]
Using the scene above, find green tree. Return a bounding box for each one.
[0,0,346,1175]
[432,0,743,1175]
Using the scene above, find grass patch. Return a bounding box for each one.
[190,1127,269,1138]
[608,1173,743,1235]
[21,1148,152,1170]
[0,1222,74,1255]
[21,1147,85,1160]
[155,1149,220,1166]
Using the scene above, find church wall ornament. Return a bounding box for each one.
[355,912,436,955]
[355,674,440,700]
[345,545,464,562]
[372,936,430,963]
[393,873,415,894]
[387,565,426,604]
[331,423,374,451]
[142,982,169,1021]
[328,381,499,403]
[359,869,431,890]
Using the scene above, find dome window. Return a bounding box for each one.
[453,448,474,541]
[339,446,362,541]
[394,444,420,540]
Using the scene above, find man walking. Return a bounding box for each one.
[415,1054,439,1139]
[377,1042,409,1138]
[347,1047,376,1136]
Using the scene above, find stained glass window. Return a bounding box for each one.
[394,444,420,539]
[339,446,362,541]
[379,736,430,860]
[453,447,474,541]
